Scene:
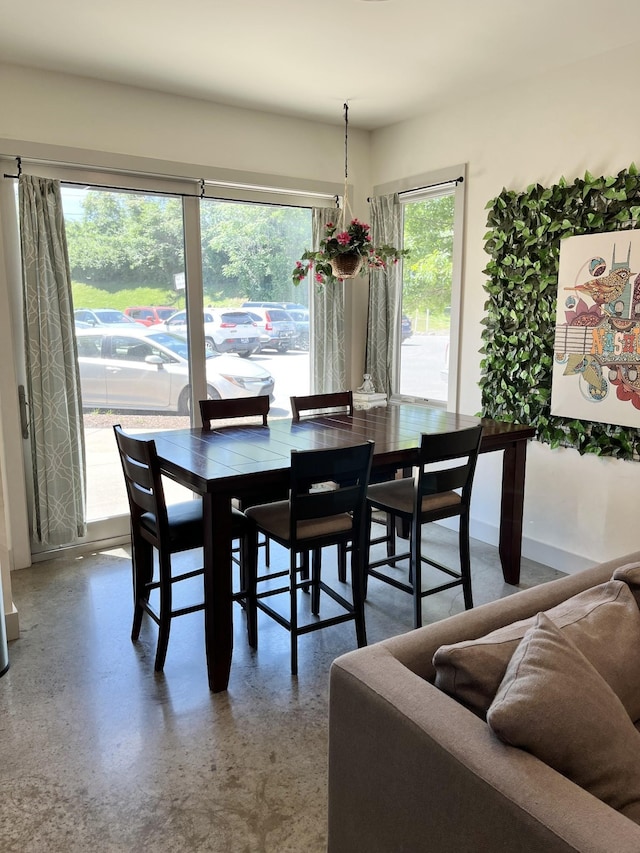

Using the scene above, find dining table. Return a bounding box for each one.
[141,402,535,691]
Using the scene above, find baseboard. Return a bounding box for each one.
[5,603,19,641]
[437,517,595,576]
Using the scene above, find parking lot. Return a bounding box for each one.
[83,348,310,521]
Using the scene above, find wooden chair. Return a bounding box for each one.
[113,424,256,672]
[291,390,354,422]
[290,391,356,580]
[245,441,374,674]
[366,425,483,629]
[200,395,269,429]
[199,396,276,569]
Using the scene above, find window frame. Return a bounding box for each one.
[374,163,466,412]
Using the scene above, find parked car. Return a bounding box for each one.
[242,301,307,312]
[124,306,177,326]
[74,308,137,326]
[163,308,260,357]
[75,327,274,413]
[242,306,297,352]
[401,314,413,342]
[287,308,309,351]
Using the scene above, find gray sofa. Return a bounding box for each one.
[328,552,640,853]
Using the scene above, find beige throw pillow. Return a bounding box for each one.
[612,561,640,608]
[433,580,640,719]
[487,613,640,825]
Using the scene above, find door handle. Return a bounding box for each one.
[18,385,29,439]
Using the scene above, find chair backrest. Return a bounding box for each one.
[113,424,168,537]
[416,425,483,508]
[200,396,270,429]
[289,441,374,543]
[290,391,354,422]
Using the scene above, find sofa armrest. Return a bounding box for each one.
[328,643,640,853]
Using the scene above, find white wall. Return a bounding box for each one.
[371,46,640,572]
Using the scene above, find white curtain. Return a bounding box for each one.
[311,206,346,393]
[19,175,87,547]
[365,193,403,398]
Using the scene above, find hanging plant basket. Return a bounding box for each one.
[330,252,364,279]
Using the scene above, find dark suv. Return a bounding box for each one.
[244,306,297,352]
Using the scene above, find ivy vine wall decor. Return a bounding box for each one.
[481,165,640,460]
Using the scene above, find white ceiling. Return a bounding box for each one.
[2,0,640,130]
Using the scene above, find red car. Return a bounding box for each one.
[124,306,177,326]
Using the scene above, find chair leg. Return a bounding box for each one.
[460,514,474,610]
[311,549,321,615]
[337,542,347,583]
[410,519,423,630]
[131,534,153,641]
[386,513,396,558]
[154,552,173,671]
[264,534,271,567]
[364,504,372,599]
[244,525,259,649]
[290,551,299,676]
[351,541,367,648]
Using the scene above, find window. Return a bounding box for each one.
[377,165,465,410]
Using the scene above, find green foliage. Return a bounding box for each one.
[403,195,454,316]
[65,190,311,306]
[481,165,640,459]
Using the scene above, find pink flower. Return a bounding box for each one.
[336,231,352,246]
[325,222,334,229]
[296,261,303,268]
[315,273,323,283]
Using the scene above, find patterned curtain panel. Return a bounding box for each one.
[311,206,346,393]
[19,175,87,547]
[365,193,403,398]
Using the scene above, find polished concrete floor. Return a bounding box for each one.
[0,528,564,852]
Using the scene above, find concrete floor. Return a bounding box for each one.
[0,528,564,852]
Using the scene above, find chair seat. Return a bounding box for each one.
[246,500,353,543]
[367,479,461,518]
[141,501,246,549]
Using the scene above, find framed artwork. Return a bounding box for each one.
[552,231,640,429]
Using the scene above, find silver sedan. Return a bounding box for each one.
[76,327,274,413]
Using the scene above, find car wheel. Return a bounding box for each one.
[178,387,191,415]
[204,337,217,356]
[178,384,221,415]
[277,344,289,353]
[238,350,252,359]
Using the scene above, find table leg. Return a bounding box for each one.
[499,440,528,585]
[203,492,233,692]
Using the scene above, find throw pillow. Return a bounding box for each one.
[612,561,640,608]
[487,612,640,825]
[433,580,640,719]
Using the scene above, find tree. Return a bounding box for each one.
[66,191,184,286]
[402,194,454,315]
[201,202,310,302]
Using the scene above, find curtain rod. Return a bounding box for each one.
[368,176,464,202]
[3,156,338,206]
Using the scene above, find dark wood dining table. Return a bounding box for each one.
[142,402,535,691]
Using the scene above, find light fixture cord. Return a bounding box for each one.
[341,101,352,229]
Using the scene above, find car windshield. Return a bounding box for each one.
[95,310,134,323]
[156,308,177,321]
[220,312,254,326]
[146,331,220,360]
[146,332,190,359]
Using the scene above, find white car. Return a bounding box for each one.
[76,327,274,413]
[163,308,261,357]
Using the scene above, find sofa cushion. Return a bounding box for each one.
[433,579,640,719]
[612,561,640,608]
[487,612,640,825]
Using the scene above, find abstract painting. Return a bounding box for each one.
[551,230,640,428]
